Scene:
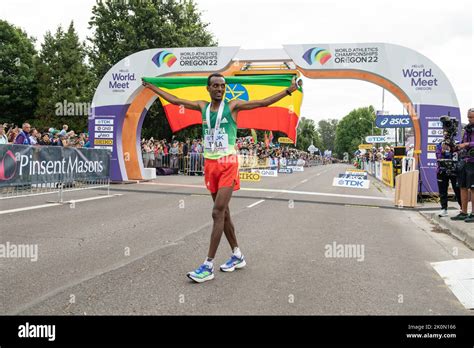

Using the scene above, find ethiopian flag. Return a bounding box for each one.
[142,75,303,143]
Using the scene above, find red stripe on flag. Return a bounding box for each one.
[237,107,299,141]
[162,105,299,142]
[162,104,202,132]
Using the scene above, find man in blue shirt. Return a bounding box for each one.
[14,123,31,145]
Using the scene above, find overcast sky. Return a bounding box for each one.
[2,0,473,123]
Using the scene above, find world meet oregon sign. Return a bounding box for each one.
[90,43,460,195]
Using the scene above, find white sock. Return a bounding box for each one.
[233,247,242,258]
[204,258,213,267]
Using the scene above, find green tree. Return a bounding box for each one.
[296,117,322,152]
[35,22,94,132]
[317,118,338,153]
[0,20,38,125]
[88,0,217,140]
[334,105,381,157]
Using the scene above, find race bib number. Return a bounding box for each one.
[205,134,228,152]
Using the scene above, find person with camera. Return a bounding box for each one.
[451,108,474,223]
[436,140,461,217]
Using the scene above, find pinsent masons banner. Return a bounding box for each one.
[0,145,111,188]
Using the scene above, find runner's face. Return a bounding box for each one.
[207,77,226,101]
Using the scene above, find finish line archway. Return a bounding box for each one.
[89,43,460,194]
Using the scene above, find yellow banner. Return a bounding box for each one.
[278,137,294,144]
[358,144,373,150]
[239,172,261,182]
[94,139,113,145]
[382,161,394,187]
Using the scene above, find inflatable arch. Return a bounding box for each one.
[89,43,460,194]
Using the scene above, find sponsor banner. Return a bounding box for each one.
[427,136,443,144]
[427,144,437,152]
[375,114,413,128]
[94,125,114,132]
[239,172,261,182]
[339,173,368,180]
[251,169,278,177]
[346,169,366,173]
[358,144,373,150]
[0,144,111,187]
[332,177,370,189]
[95,119,114,125]
[286,159,298,166]
[278,168,293,174]
[278,137,294,144]
[428,121,443,128]
[427,128,444,136]
[95,132,114,139]
[94,146,113,151]
[94,139,114,145]
[427,153,437,160]
[365,135,395,143]
[287,166,304,172]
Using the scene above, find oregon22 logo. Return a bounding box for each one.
[152,51,177,68]
[302,47,332,65]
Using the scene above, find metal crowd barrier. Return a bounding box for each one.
[1,177,110,202]
[143,153,323,175]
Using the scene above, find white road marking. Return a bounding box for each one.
[0,194,121,215]
[142,182,205,189]
[247,199,265,208]
[144,182,390,201]
[300,179,308,183]
[0,203,62,215]
[64,194,122,204]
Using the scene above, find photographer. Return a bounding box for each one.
[436,139,461,217]
[451,108,474,222]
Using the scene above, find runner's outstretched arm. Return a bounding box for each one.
[142,80,206,111]
[232,77,300,112]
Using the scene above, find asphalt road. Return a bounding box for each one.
[1,163,473,315]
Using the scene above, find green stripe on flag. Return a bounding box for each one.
[142,74,299,89]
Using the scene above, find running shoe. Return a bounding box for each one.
[187,263,214,283]
[220,254,246,272]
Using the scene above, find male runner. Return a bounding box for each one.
[142,74,299,282]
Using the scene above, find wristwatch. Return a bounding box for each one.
[286,89,292,96]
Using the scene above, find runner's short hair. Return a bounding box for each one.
[207,73,225,86]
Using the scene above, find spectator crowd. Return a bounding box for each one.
[1,122,90,148]
[140,135,328,169]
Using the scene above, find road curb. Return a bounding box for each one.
[419,211,474,250]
